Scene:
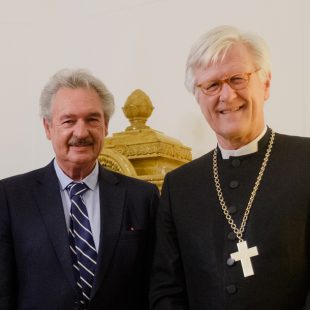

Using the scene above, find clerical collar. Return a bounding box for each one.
[218,126,267,159]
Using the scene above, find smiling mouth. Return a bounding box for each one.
[220,105,243,114]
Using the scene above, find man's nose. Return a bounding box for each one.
[73,121,89,137]
[219,81,237,102]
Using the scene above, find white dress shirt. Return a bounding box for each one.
[53,160,101,251]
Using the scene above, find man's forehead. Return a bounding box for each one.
[198,43,253,68]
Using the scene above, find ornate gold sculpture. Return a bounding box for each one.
[99,89,192,190]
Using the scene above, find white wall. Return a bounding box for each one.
[0,0,309,178]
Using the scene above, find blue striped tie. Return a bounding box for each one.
[67,182,97,308]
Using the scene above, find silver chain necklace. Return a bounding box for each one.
[212,129,275,277]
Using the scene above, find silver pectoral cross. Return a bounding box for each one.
[230,240,258,277]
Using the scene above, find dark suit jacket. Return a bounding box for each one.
[150,130,310,310]
[0,161,159,310]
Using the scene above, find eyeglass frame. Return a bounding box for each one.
[195,68,261,96]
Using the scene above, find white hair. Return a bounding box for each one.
[40,68,115,121]
[185,25,271,94]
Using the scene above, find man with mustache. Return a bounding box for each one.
[150,25,310,309]
[0,69,159,309]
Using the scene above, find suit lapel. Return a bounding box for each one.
[34,162,76,292]
[91,166,126,297]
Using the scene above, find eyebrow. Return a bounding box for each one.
[59,112,103,120]
[86,112,103,118]
[198,71,249,85]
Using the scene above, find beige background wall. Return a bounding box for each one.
[0,0,309,178]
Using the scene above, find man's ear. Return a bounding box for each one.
[43,118,52,140]
[104,121,109,137]
[264,72,272,101]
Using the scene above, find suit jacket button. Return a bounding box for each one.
[228,205,237,215]
[231,158,241,167]
[229,180,239,189]
[226,284,237,294]
[226,257,235,266]
[227,231,236,241]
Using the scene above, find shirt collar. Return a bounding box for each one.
[218,125,267,159]
[53,159,99,191]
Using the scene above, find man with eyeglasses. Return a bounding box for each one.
[150,25,310,309]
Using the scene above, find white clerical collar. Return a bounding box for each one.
[218,126,267,159]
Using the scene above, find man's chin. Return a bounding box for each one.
[66,148,100,164]
[70,145,93,152]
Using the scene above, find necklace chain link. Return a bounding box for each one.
[213,130,275,242]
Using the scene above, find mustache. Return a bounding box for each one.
[68,137,94,147]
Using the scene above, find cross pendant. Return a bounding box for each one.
[230,240,258,277]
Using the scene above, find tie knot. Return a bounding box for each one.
[67,182,89,199]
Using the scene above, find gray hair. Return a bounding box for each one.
[185,25,271,94]
[40,68,115,121]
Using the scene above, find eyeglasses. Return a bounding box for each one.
[196,68,261,96]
